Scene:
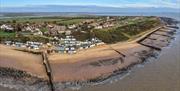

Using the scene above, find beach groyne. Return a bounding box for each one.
[137,26,177,51]
[42,52,55,91]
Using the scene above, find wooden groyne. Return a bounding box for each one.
[166,25,179,29]
[147,37,156,40]
[137,25,177,51]
[137,27,162,43]
[154,33,173,38]
[138,42,161,51]
[137,27,163,51]
[109,46,126,57]
[42,52,55,91]
[113,49,126,57]
[159,29,175,33]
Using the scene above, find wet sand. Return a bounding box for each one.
[0,86,16,91]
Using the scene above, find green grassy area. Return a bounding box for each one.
[12,34,52,43]
[0,18,63,23]
[57,19,87,25]
[40,27,48,33]
[93,29,129,43]
[0,30,16,42]
[72,31,91,41]
[0,30,16,37]
[0,17,91,25]
[118,18,160,36]
[92,17,161,43]
[0,30,50,43]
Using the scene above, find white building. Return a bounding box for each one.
[0,24,14,31]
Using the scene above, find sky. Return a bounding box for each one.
[0,0,180,9]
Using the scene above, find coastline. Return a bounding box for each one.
[0,17,179,91]
[51,23,177,90]
[52,48,159,90]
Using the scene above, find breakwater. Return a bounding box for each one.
[42,52,55,91]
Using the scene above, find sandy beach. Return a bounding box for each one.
[0,45,47,79]
[48,42,152,82]
[48,25,175,82]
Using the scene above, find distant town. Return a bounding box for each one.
[0,16,161,54]
[0,16,118,54]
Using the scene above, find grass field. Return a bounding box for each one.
[0,18,63,23]
[0,17,89,25]
[0,30,15,37]
[57,19,87,25]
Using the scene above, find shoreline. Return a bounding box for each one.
[55,48,158,85]
[0,67,50,91]
[0,17,179,91]
[52,22,177,90]
[54,49,160,90]
[0,48,159,91]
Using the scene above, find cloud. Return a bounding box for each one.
[98,0,180,9]
[76,0,180,9]
[1,0,180,9]
[148,0,180,8]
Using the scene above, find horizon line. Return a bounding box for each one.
[1,4,180,9]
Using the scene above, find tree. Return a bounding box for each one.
[12,20,16,23]
[15,23,22,32]
[52,21,57,24]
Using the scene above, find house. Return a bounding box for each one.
[0,24,8,30]
[24,26,32,32]
[95,26,103,29]
[65,30,71,35]
[52,25,66,33]
[33,28,43,35]
[0,24,14,32]
[47,25,66,36]
[68,24,76,29]
[47,24,53,28]
[33,31,43,35]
